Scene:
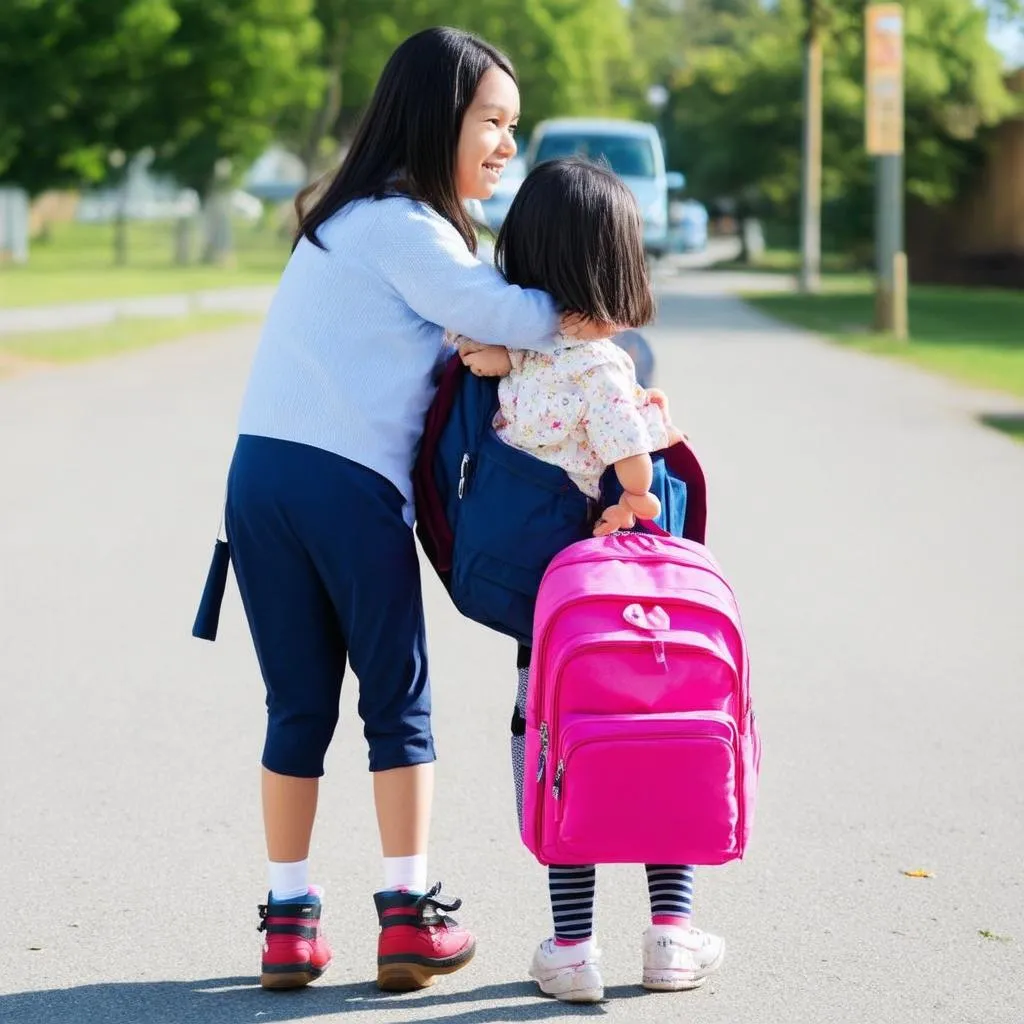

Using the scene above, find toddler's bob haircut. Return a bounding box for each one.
[495,158,655,329]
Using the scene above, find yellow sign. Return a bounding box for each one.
[865,4,904,155]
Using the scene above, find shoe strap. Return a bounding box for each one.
[376,882,463,930]
[257,902,321,937]
[416,881,463,915]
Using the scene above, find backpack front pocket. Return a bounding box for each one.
[451,430,591,643]
[547,713,741,865]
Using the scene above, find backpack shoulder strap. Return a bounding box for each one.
[661,440,708,544]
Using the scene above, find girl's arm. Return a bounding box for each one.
[372,200,559,351]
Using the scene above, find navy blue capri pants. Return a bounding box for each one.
[226,434,435,777]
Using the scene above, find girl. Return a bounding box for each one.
[463,159,725,1002]
[220,27,606,993]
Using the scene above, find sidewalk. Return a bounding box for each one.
[0,284,275,336]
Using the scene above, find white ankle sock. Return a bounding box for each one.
[383,854,427,892]
[268,859,310,901]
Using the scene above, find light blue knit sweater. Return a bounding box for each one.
[237,196,558,520]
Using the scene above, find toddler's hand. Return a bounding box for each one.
[645,388,669,413]
[457,337,487,357]
[461,344,512,378]
[593,503,635,537]
[645,388,688,446]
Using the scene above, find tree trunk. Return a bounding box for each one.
[173,216,194,265]
[300,34,346,183]
[113,184,129,267]
[201,190,234,266]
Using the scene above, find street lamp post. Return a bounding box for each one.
[799,0,824,294]
[865,3,908,339]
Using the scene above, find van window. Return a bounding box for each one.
[533,133,656,179]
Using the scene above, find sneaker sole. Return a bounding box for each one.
[642,974,706,992]
[260,961,331,990]
[376,941,476,992]
[642,940,726,992]
[536,983,605,1004]
[531,965,605,1004]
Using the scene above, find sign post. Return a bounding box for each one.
[865,4,908,339]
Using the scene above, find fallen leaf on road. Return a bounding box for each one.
[978,930,1012,942]
[901,869,935,878]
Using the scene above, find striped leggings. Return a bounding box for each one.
[512,659,695,941]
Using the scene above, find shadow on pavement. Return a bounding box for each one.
[0,975,652,1024]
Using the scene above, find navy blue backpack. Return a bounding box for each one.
[413,353,708,645]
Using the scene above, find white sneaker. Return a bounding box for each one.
[641,924,725,991]
[528,937,604,1003]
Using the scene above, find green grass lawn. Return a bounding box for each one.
[0,310,260,367]
[0,219,289,308]
[715,246,864,276]
[747,284,1024,398]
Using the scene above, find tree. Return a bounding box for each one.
[146,0,324,262]
[0,0,180,195]
[658,0,1016,253]
[0,0,323,264]
[284,0,644,177]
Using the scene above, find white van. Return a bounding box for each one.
[524,118,684,258]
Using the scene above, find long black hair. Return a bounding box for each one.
[496,158,654,327]
[295,27,515,254]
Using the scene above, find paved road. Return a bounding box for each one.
[1,278,1022,1023]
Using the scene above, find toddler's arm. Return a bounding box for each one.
[580,357,672,536]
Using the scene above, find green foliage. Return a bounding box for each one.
[0,0,180,192]
[281,0,643,173]
[0,0,1016,255]
[662,0,1016,245]
[0,0,323,196]
[146,0,324,194]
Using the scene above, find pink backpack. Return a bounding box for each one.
[521,530,760,866]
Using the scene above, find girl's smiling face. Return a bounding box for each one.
[455,66,520,201]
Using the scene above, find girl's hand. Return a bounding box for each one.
[461,344,512,378]
[560,312,618,341]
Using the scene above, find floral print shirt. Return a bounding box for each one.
[493,338,671,499]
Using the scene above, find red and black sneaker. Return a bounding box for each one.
[257,887,333,989]
[374,881,476,991]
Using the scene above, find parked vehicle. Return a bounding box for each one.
[669,198,709,253]
[524,118,684,258]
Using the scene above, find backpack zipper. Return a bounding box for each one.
[552,759,565,800]
[549,716,742,841]
[537,591,746,717]
[534,636,740,849]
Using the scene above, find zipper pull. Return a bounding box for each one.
[457,453,471,499]
[552,759,564,800]
[536,723,549,782]
[653,639,666,668]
